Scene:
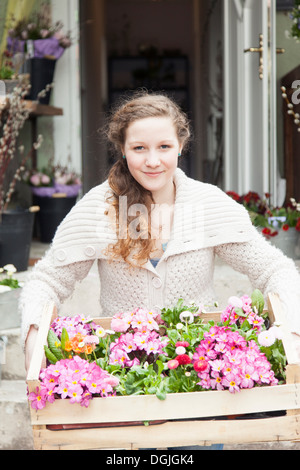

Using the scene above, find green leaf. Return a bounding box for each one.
[251,289,265,315]
[155,359,164,376]
[156,389,167,401]
[44,345,58,364]
[47,329,64,360]
[60,327,69,350]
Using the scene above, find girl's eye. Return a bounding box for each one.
[160,145,170,149]
[134,146,144,151]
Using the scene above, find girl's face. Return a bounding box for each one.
[123,116,182,203]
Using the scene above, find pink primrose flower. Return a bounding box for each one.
[32,357,118,410]
[221,373,241,393]
[240,365,259,389]
[110,317,128,333]
[210,375,224,391]
[28,387,47,410]
[192,322,278,394]
[69,384,84,403]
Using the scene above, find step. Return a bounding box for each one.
[0,380,34,450]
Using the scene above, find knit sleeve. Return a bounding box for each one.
[215,231,300,335]
[19,247,94,349]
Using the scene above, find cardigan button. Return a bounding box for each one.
[56,249,67,262]
[85,245,96,257]
[152,277,162,289]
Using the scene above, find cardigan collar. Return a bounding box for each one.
[52,168,257,268]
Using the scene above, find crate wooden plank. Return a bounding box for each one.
[267,293,299,365]
[32,415,300,450]
[29,383,300,426]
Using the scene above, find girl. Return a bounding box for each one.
[22,92,300,447]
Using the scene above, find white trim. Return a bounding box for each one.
[233,0,245,21]
[269,0,278,205]
[51,0,82,175]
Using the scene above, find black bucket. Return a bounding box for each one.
[34,196,77,243]
[0,210,35,272]
[23,58,56,104]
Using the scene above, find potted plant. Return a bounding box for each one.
[0,82,42,272]
[6,3,72,104]
[23,164,81,243]
[227,191,300,259]
[289,0,300,43]
[0,264,23,330]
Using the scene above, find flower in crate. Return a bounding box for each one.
[111,307,162,333]
[50,314,97,338]
[106,307,169,367]
[109,324,168,368]
[192,325,279,393]
[28,355,119,410]
[221,290,265,332]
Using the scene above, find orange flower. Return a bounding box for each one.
[64,340,73,352]
[63,333,96,356]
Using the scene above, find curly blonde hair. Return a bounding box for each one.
[104,91,191,266]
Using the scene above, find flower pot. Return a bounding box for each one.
[0,288,22,329]
[22,57,56,104]
[33,195,77,243]
[0,210,35,271]
[270,228,300,260]
[0,79,20,95]
[260,227,300,260]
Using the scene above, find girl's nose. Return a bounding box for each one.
[145,150,161,167]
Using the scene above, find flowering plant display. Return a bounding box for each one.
[0,49,16,80]
[289,0,300,42]
[0,82,43,215]
[28,290,287,411]
[0,264,21,293]
[227,190,300,237]
[6,3,72,60]
[23,164,81,198]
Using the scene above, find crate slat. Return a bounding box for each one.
[30,383,300,426]
[32,415,300,450]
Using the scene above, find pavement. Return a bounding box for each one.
[1,241,300,450]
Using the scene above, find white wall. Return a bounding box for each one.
[51,0,82,175]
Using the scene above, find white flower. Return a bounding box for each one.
[268,326,283,340]
[258,330,276,347]
[3,264,17,274]
[176,323,184,330]
[179,311,194,324]
[104,329,115,336]
[175,346,186,355]
[96,326,106,338]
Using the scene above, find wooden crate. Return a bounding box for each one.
[26,293,300,450]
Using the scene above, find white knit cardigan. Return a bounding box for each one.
[20,168,300,347]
